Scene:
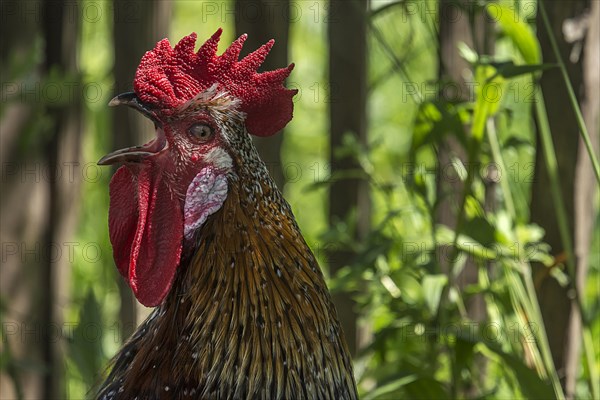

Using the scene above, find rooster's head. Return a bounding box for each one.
[99,29,297,307]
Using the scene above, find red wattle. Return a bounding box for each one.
[108,164,183,307]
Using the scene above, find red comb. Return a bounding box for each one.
[133,29,297,137]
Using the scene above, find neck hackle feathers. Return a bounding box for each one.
[133,28,297,137]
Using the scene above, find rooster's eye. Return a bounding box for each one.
[188,123,213,142]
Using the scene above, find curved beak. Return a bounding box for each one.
[98,93,165,166]
[107,92,159,123]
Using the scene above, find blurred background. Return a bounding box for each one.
[1,0,598,399]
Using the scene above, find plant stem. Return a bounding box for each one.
[486,119,517,220]
[520,262,565,399]
[486,114,561,391]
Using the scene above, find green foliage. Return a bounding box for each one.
[487,3,540,64]
[323,1,598,399]
[67,291,106,387]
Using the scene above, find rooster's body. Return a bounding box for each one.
[96,30,357,399]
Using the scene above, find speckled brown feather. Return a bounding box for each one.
[97,108,357,399]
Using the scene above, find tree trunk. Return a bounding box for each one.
[0,0,83,398]
[532,0,596,395]
[112,0,172,336]
[569,1,600,397]
[327,0,369,357]
[436,0,474,268]
[41,1,83,397]
[0,2,46,398]
[437,1,494,395]
[437,0,494,306]
[234,0,290,190]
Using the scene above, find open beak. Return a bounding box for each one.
[98,92,166,166]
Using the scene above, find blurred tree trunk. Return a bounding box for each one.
[112,0,172,338]
[1,0,82,398]
[0,1,45,398]
[41,1,84,396]
[532,0,598,396]
[436,1,472,275]
[437,1,493,395]
[328,0,369,357]
[569,2,599,397]
[437,0,493,309]
[234,0,290,190]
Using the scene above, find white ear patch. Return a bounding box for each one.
[203,147,233,170]
[184,167,228,241]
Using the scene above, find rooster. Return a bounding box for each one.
[96,29,357,399]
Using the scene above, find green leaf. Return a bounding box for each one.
[68,290,106,386]
[516,223,546,244]
[490,62,557,79]
[370,0,409,18]
[455,337,476,377]
[503,135,532,150]
[362,374,418,400]
[472,65,506,140]
[397,273,423,305]
[487,4,541,64]
[411,101,468,153]
[435,224,499,261]
[462,216,497,248]
[458,41,478,64]
[404,377,451,400]
[422,274,447,315]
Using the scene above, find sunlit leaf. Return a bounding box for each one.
[411,101,468,152]
[487,4,541,64]
[422,274,447,315]
[398,273,423,305]
[457,41,478,64]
